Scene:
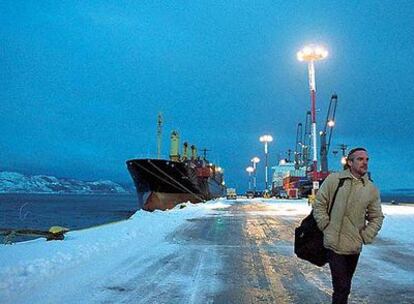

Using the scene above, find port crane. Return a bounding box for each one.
[293,110,313,172]
[296,94,339,174]
[320,94,339,173]
[283,94,339,198]
[294,123,303,170]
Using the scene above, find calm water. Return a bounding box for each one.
[0,193,138,243]
[381,193,414,204]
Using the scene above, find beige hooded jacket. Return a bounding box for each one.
[313,169,384,255]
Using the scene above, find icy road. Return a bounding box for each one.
[1,199,413,303]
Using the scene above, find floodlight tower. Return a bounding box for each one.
[246,166,254,190]
[251,157,260,191]
[259,135,273,191]
[297,45,328,187]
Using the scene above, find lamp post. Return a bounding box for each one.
[246,166,254,190]
[251,157,260,192]
[259,135,273,191]
[297,45,328,192]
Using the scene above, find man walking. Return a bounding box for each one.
[313,147,384,303]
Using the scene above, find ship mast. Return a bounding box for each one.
[157,112,163,159]
[200,148,210,160]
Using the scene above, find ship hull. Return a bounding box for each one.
[126,159,225,211]
[140,191,201,211]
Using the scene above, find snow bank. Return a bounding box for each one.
[0,200,225,303]
[380,204,414,244]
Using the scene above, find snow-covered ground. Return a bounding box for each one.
[0,199,231,303]
[0,199,413,303]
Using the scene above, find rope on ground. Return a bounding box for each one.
[0,226,69,244]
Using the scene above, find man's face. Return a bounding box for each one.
[347,150,369,177]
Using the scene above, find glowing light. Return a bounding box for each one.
[297,45,328,62]
[251,157,260,163]
[327,120,335,127]
[341,157,347,165]
[246,166,254,173]
[259,135,273,143]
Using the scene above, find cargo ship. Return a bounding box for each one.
[127,128,225,211]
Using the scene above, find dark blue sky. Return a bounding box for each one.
[1,1,413,191]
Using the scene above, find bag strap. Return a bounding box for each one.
[327,178,345,217]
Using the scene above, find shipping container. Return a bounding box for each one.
[288,188,299,199]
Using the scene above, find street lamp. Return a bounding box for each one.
[297,44,328,192]
[259,135,273,191]
[251,157,260,192]
[246,166,254,190]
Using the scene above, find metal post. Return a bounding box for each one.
[248,172,252,190]
[251,157,260,192]
[297,45,328,198]
[265,142,269,190]
[253,162,257,191]
[308,61,318,182]
[259,135,272,192]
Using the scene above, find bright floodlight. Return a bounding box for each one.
[341,156,347,165]
[260,135,273,143]
[297,45,328,62]
[246,166,254,173]
[251,157,260,163]
[260,134,273,190]
[327,119,335,127]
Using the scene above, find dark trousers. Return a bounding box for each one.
[327,249,360,304]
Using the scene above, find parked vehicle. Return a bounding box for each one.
[254,190,265,198]
[277,190,288,199]
[226,188,237,200]
[246,190,254,199]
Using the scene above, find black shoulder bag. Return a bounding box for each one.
[294,178,345,266]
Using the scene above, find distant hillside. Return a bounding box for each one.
[0,171,130,194]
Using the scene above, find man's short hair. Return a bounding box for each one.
[342,147,367,170]
[347,147,367,160]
